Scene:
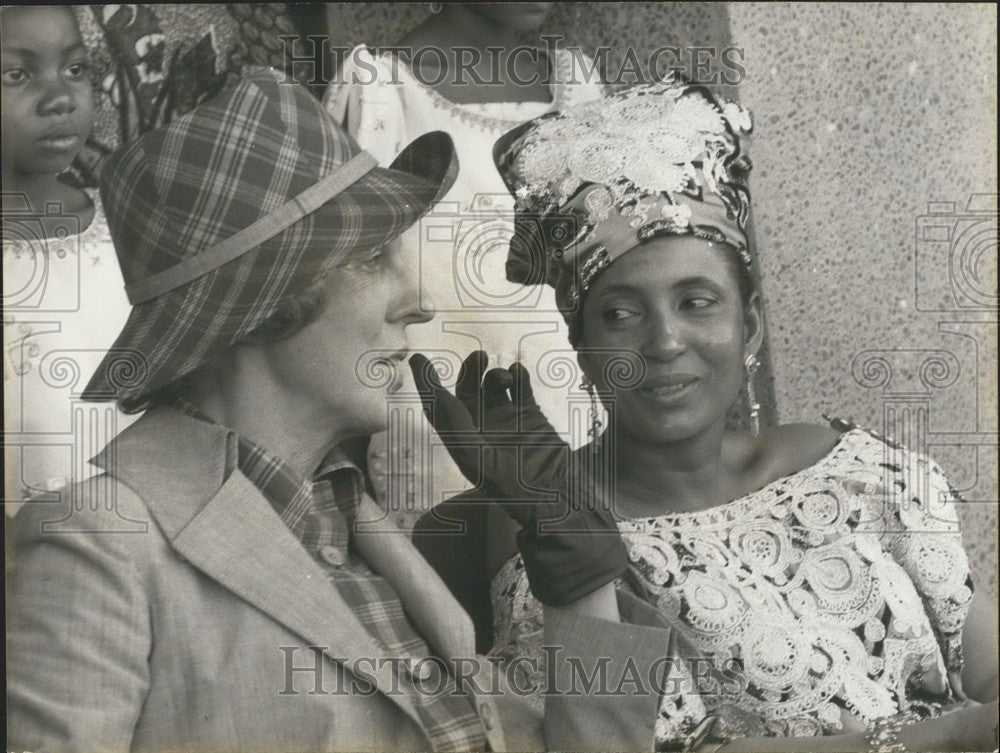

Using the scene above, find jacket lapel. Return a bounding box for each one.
[92,408,424,729]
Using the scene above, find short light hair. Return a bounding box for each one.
[240,270,331,345]
[137,268,333,412]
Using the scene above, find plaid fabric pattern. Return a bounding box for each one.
[173,401,487,752]
[236,440,353,556]
[84,68,456,410]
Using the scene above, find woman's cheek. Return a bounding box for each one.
[695,312,746,348]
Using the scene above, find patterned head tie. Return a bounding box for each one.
[493,78,753,318]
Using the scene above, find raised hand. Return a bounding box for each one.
[410,350,628,606]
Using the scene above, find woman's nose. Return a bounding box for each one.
[392,266,436,326]
[400,293,436,326]
[642,316,686,362]
[38,77,77,117]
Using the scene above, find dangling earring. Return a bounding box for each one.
[581,376,603,453]
[744,353,761,438]
[427,2,443,14]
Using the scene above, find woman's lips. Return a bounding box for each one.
[36,133,80,151]
[378,353,408,394]
[638,375,699,403]
[386,361,405,393]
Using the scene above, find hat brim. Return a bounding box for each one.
[83,131,458,410]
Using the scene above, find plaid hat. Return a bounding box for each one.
[493,79,752,318]
[83,68,457,411]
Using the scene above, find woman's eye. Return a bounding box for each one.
[347,250,384,272]
[602,307,638,323]
[2,68,28,85]
[682,295,717,309]
[65,61,91,79]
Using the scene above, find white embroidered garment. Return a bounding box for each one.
[4,189,137,511]
[324,47,607,527]
[489,429,973,745]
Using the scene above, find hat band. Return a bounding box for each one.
[125,151,379,305]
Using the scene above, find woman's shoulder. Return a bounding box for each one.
[743,421,845,483]
[750,418,946,490]
[764,421,844,455]
[9,472,158,559]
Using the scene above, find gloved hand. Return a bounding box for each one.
[410,350,628,606]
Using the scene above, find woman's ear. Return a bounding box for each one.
[743,290,765,357]
[576,348,598,389]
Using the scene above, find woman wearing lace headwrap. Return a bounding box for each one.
[413,80,998,752]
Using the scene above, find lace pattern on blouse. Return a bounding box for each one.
[325,46,608,138]
[4,189,116,381]
[397,47,608,131]
[3,189,113,266]
[489,428,974,745]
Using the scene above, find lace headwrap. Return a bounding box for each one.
[493,79,753,317]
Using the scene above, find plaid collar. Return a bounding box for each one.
[169,398,362,554]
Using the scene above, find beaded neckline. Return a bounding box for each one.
[3,188,109,259]
[616,428,868,527]
[389,48,574,132]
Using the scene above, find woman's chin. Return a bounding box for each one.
[617,406,724,446]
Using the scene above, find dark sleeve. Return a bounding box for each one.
[412,492,495,653]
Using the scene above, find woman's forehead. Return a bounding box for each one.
[2,6,83,53]
[594,237,735,288]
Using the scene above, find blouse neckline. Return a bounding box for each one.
[3,188,111,261]
[616,428,870,527]
[384,47,571,130]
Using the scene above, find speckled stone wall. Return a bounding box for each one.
[729,2,998,597]
[324,2,997,596]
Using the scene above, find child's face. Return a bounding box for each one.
[1,6,94,178]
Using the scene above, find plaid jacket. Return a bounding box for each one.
[8,406,670,752]
[203,402,489,753]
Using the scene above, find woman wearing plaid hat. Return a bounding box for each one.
[7,69,679,753]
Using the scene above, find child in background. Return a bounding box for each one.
[3,5,136,513]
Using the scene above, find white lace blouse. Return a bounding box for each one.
[489,428,973,745]
[3,189,137,509]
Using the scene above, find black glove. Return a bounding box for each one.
[410,350,628,606]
